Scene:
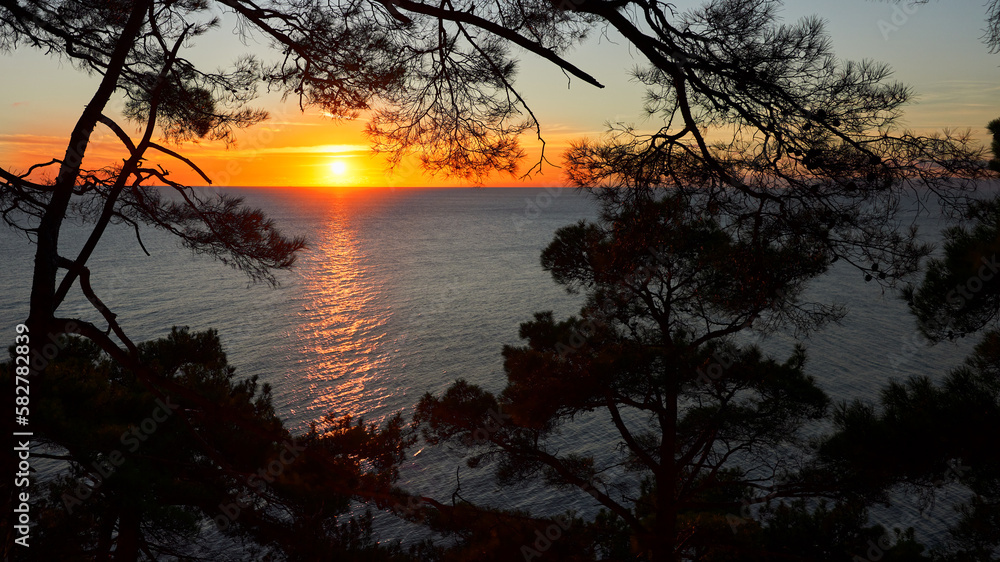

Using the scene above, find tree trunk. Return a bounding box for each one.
[653,370,680,562]
[95,508,117,562]
[113,506,141,562]
[25,0,149,369]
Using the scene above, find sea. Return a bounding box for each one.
[0,185,990,551]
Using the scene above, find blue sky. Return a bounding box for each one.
[513,0,998,138]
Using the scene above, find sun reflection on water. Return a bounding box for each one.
[291,191,395,426]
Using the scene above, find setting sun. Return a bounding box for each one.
[329,159,348,177]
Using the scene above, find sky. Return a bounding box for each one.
[0,0,997,188]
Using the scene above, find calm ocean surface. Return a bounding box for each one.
[0,186,988,546]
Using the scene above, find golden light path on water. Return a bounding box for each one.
[288,189,395,425]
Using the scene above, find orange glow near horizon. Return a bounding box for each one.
[6,85,996,189]
[0,106,579,189]
[3,109,992,191]
[4,76,992,191]
[8,100,988,190]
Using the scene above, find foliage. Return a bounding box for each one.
[2,328,414,561]
[415,191,840,561]
[902,118,1000,341]
[0,2,599,553]
[818,331,1000,560]
[561,0,988,290]
[409,3,990,556]
[989,118,1000,173]
[902,197,1000,342]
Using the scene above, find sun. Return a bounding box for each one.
[328,159,349,177]
[319,156,367,188]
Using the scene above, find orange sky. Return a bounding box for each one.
[0,106,574,189]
